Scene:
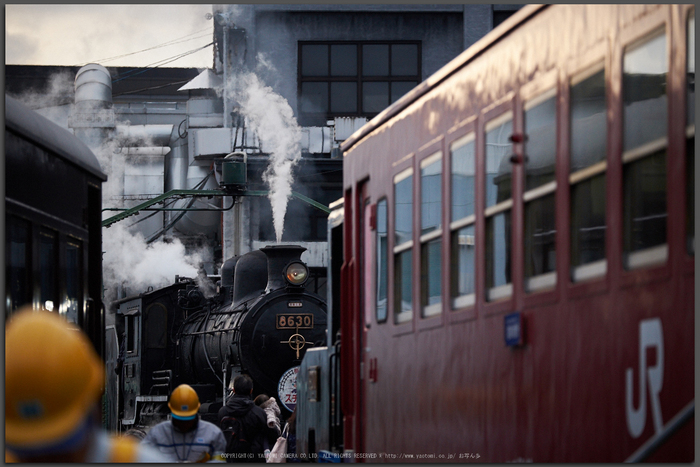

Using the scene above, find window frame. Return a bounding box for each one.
[522,87,559,293]
[449,132,478,312]
[568,64,609,283]
[483,110,515,302]
[375,197,389,324]
[419,150,443,319]
[298,40,422,125]
[393,167,414,325]
[620,27,669,271]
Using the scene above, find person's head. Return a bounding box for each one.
[254,394,270,406]
[5,307,105,462]
[168,384,201,432]
[233,374,254,396]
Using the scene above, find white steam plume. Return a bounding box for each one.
[223,65,302,243]
[102,222,205,298]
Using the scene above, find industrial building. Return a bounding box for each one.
[5,4,521,301]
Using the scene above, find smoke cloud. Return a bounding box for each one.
[11,70,213,305]
[102,222,205,296]
[223,59,302,243]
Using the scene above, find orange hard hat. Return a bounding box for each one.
[5,308,104,449]
[168,384,201,420]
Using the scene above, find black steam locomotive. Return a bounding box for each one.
[114,245,327,432]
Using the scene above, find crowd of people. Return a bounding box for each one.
[5,308,302,463]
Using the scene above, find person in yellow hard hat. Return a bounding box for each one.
[142,384,227,462]
[5,307,165,462]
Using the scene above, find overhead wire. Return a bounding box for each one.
[84,27,212,65]
[111,42,214,84]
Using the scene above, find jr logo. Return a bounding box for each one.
[625,318,664,438]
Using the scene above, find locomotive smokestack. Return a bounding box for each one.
[261,245,306,292]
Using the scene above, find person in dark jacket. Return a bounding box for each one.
[218,375,279,463]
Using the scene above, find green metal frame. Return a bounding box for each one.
[102,189,330,227]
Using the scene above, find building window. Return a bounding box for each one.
[622,30,668,269]
[299,41,421,125]
[570,66,607,281]
[420,152,442,317]
[492,6,520,29]
[687,13,695,256]
[394,168,413,323]
[450,134,476,309]
[376,198,388,323]
[485,113,513,301]
[523,90,557,292]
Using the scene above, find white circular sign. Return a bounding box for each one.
[277,366,300,412]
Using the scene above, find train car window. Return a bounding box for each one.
[39,230,58,312]
[421,152,442,235]
[421,238,442,316]
[622,30,668,269]
[450,134,476,309]
[420,152,443,317]
[145,304,168,349]
[524,91,557,292]
[485,113,514,301]
[64,240,82,325]
[687,14,695,256]
[570,67,607,282]
[394,168,413,323]
[126,315,137,354]
[376,198,388,323]
[451,225,476,309]
[6,216,31,313]
[451,134,476,222]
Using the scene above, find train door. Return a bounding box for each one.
[340,181,369,456]
[359,185,374,457]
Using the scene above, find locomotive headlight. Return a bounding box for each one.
[285,261,309,286]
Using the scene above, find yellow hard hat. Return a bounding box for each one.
[5,308,104,449]
[168,384,201,420]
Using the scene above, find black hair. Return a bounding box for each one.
[233,374,254,395]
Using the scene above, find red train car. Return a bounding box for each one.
[339,4,694,462]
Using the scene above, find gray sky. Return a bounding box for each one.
[5,4,214,68]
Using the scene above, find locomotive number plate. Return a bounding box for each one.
[277,313,314,329]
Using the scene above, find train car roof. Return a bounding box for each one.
[340,4,546,153]
[5,94,107,181]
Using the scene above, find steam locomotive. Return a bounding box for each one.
[113,245,327,432]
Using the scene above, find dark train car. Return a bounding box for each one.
[5,94,107,358]
[116,245,327,432]
[305,4,694,462]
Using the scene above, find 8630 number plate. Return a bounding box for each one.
[277,313,314,329]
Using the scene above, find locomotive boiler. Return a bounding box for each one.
[114,245,327,432]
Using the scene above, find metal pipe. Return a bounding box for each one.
[115,124,173,147]
[625,400,694,462]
